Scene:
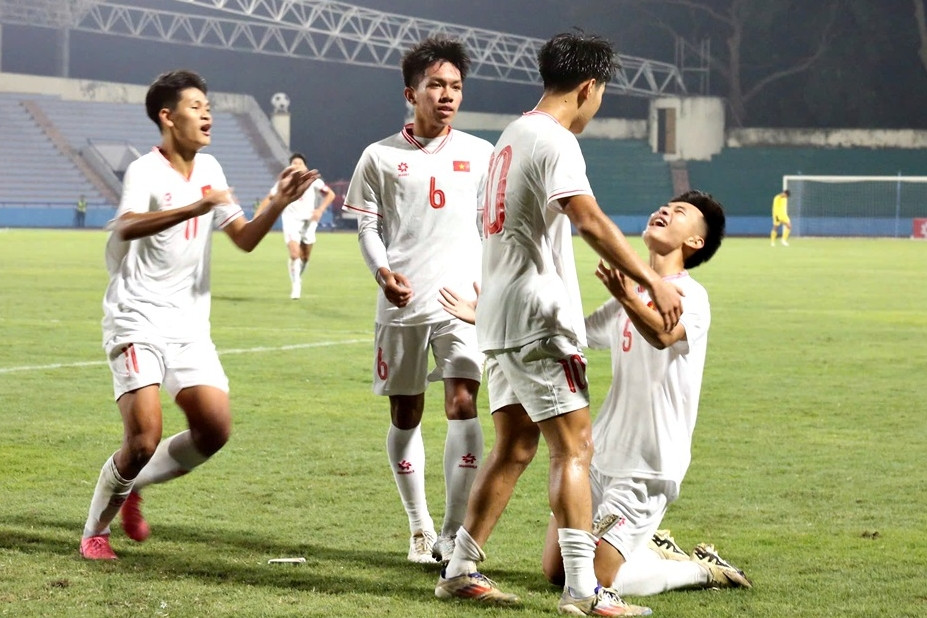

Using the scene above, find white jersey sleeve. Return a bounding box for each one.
[584,298,622,351]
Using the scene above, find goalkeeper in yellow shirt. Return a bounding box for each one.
[770,189,791,246]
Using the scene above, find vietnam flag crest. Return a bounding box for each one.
[453,160,470,172]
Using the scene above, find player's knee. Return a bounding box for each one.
[542,556,565,587]
[445,392,477,419]
[189,417,231,456]
[125,435,159,468]
[503,437,539,471]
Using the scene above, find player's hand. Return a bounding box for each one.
[438,282,479,325]
[380,270,414,308]
[647,277,684,332]
[595,260,634,302]
[193,188,234,216]
[277,165,319,205]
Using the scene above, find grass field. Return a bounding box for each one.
[1,228,925,617]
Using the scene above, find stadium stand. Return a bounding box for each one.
[0,93,280,228]
[0,93,109,227]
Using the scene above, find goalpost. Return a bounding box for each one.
[782,175,927,238]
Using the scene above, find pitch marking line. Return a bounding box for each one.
[0,338,372,375]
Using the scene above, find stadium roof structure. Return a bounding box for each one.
[0,0,688,98]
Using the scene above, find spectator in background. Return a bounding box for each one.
[76,194,87,228]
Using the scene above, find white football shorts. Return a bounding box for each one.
[372,319,483,396]
[590,468,673,561]
[106,339,229,401]
[282,215,319,245]
[485,335,589,422]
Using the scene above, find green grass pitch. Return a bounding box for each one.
[1,228,925,616]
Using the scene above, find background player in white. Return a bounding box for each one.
[435,32,682,616]
[79,69,317,560]
[539,190,752,596]
[343,37,493,565]
[256,152,335,299]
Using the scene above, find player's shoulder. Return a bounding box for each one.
[676,272,709,303]
[194,151,222,169]
[451,129,494,152]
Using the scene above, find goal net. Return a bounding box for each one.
[783,175,927,238]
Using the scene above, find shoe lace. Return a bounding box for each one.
[595,586,629,608]
[84,536,112,555]
[412,533,433,554]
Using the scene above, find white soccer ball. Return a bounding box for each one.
[271,92,290,113]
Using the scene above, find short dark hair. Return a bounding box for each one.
[537,32,619,93]
[401,37,470,88]
[289,152,306,164]
[783,189,791,196]
[673,190,726,269]
[145,70,208,128]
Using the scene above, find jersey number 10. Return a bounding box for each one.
[482,145,513,236]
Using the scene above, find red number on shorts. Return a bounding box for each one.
[482,145,512,236]
[556,354,587,393]
[376,347,389,380]
[621,318,632,352]
[122,344,139,373]
[429,177,446,209]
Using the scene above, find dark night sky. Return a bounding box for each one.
[1,0,923,181]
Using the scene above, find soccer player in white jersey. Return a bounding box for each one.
[79,70,318,560]
[539,191,752,597]
[256,152,335,299]
[435,33,682,616]
[343,37,493,565]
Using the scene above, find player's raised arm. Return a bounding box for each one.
[224,165,318,252]
[595,260,685,349]
[562,193,682,332]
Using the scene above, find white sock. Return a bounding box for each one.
[83,454,134,537]
[559,528,598,598]
[441,418,483,538]
[386,424,433,534]
[445,526,485,578]
[132,431,209,491]
[299,259,308,275]
[288,257,300,284]
[614,549,707,596]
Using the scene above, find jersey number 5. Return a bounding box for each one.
[482,145,512,236]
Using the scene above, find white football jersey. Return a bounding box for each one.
[102,149,244,347]
[344,125,493,325]
[586,272,711,494]
[272,177,331,221]
[475,111,593,352]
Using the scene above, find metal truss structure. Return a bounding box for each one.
[0,0,687,98]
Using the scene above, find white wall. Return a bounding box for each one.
[728,127,927,149]
[649,96,725,161]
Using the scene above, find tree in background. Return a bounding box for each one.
[594,0,843,127]
[915,0,927,75]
